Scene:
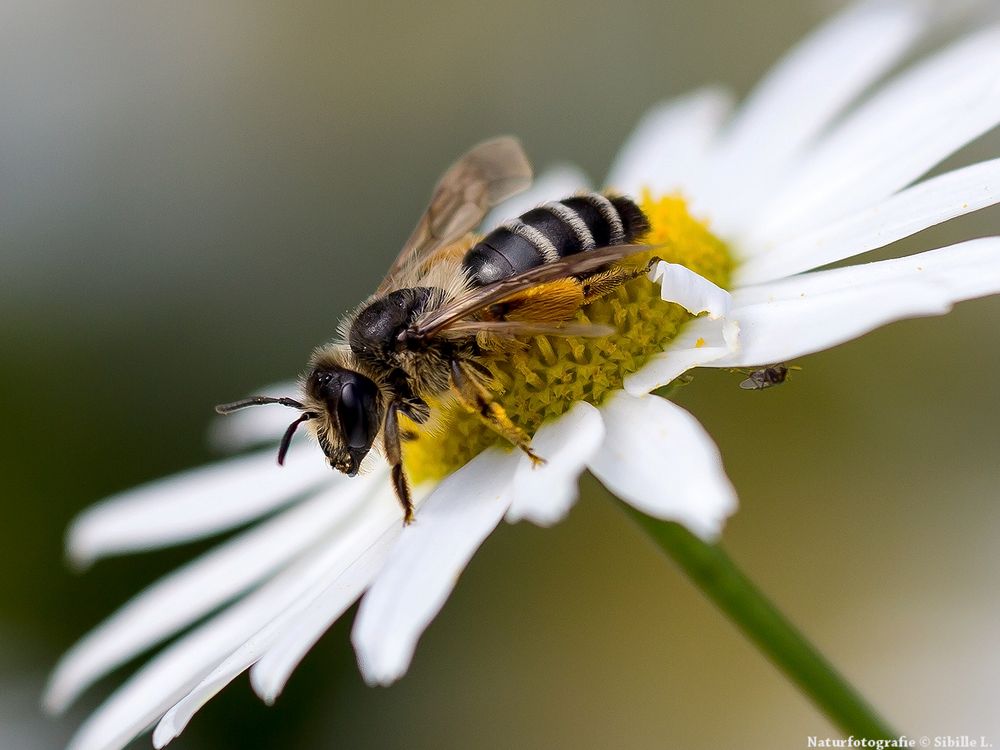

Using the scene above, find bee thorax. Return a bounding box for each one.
[348,287,442,357]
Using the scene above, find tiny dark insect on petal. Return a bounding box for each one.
[739,365,790,390]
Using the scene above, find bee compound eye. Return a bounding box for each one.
[337,383,369,448]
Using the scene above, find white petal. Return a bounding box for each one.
[207,380,300,452]
[715,237,1000,367]
[351,447,520,686]
[652,261,732,319]
[63,471,396,750]
[589,393,737,540]
[67,444,332,566]
[44,472,375,714]
[752,26,1000,244]
[505,402,605,526]
[623,316,740,396]
[695,0,926,236]
[481,165,590,232]
[604,87,733,197]
[737,157,1000,285]
[249,498,406,705]
[152,484,405,746]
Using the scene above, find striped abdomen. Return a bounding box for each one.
[463,192,650,287]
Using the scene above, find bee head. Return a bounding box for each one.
[303,364,384,476]
[215,353,385,476]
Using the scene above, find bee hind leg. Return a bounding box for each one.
[580,255,663,304]
[449,359,545,467]
[383,401,415,525]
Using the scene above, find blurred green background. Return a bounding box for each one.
[2,1,999,748]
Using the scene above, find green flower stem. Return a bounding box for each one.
[622,504,896,739]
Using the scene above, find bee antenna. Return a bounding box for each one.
[215,396,305,415]
[277,413,314,465]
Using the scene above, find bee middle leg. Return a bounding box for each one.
[580,256,662,304]
[449,359,544,466]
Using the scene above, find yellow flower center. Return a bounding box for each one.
[402,193,733,483]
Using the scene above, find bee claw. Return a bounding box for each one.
[526,450,547,468]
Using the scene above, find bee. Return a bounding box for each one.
[217,137,653,523]
[737,364,799,390]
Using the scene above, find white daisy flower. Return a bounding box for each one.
[48,2,1000,748]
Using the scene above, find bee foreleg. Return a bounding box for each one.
[449,359,545,467]
[386,371,431,424]
[580,256,662,304]
[398,397,431,424]
[383,401,415,525]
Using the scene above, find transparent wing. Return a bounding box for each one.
[403,243,656,342]
[378,137,533,292]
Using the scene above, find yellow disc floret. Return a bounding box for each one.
[403,193,733,483]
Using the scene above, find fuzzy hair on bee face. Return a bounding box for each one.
[300,344,388,477]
